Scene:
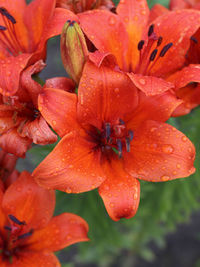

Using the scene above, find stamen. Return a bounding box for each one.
[0,25,6,31]
[150,49,158,61]
[117,139,122,157]
[17,229,34,240]
[119,118,125,125]
[4,225,11,231]
[128,130,134,141]
[8,215,26,226]
[160,42,173,57]
[125,137,130,152]
[105,123,111,141]
[190,36,198,44]
[148,24,154,37]
[137,40,145,51]
[0,8,16,24]
[157,36,163,47]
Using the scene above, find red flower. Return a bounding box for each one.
[56,0,115,13]
[33,61,195,221]
[0,171,89,266]
[74,0,200,114]
[0,0,72,96]
[0,60,58,157]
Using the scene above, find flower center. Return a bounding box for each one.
[1,214,33,262]
[99,119,133,157]
[0,7,24,57]
[135,24,173,75]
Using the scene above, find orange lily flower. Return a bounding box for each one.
[71,0,200,114]
[0,171,89,266]
[0,60,58,157]
[56,0,115,13]
[0,0,72,96]
[33,60,195,221]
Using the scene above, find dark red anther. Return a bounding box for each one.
[148,24,154,37]
[138,40,145,51]
[105,123,111,142]
[17,229,34,240]
[157,36,163,47]
[4,225,11,231]
[0,25,6,31]
[119,118,125,125]
[125,137,130,152]
[190,36,198,44]
[150,49,158,61]
[0,7,16,24]
[8,214,26,226]
[159,42,173,57]
[128,130,134,141]
[117,139,122,157]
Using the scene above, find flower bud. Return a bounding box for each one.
[61,20,88,84]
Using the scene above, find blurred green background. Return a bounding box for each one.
[19,0,200,266]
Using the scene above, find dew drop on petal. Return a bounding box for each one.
[162,144,174,154]
[161,175,170,181]
[108,16,116,26]
[52,120,56,126]
[66,187,72,193]
[181,136,187,142]
[139,78,146,85]
[176,164,181,169]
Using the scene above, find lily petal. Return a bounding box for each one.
[13,251,60,267]
[2,171,55,229]
[27,213,89,251]
[44,77,76,93]
[38,88,79,137]
[116,0,149,70]
[78,10,129,70]
[77,61,138,129]
[124,120,195,181]
[0,128,32,158]
[33,131,106,193]
[127,73,174,96]
[99,158,140,221]
[151,10,200,76]
[19,116,57,145]
[0,54,32,96]
[149,4,169,23]
[127,91,182,129]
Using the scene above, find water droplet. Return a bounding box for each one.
[68,164,74,169]
[162,144,174,154]
[114,87,119,93]
[110,203,114,207]
[139,78,146,85]
[181,136,187,142]
[161,175,170,181]
[66,188,72,193]
[52,120,56,126]
[176,164,181,169]
[108,16,116,25]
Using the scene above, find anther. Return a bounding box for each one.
[125,137,130,152]
[0,8,16,24]
[116,139,122,157]
[159,42,173,57]
[8,215,26,226]
[138,40,145,51]
[150,49,158,61]
[190,36,198,44]
[128,130,134,141]
[105,123,111,141]
[17,229,34,240]
[119,118,125,125]
[157,36,163,47]
[148,24,154,37]
[0,25,6,31]
[4,225,11,231]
